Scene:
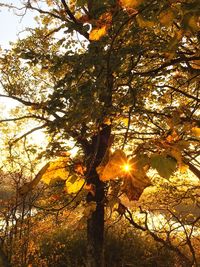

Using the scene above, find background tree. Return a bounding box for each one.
[0,0,199,266]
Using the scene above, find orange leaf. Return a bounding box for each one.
[89,25,107,41]
[192,127,200,137]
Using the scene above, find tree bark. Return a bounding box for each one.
[86,124,111,267]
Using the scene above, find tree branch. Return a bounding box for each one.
[0,115,49,123]
[11,123,47,144]
[132,56,200,77]
[0,94,39,107]
[157,84,200,102]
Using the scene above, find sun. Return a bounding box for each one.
[122,163,132,173]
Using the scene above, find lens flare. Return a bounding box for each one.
[122,163,131,172]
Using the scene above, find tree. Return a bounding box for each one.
[0,0,200,266]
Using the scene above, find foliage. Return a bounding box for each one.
[0,0,200,265]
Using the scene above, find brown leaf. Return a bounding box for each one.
[123,174,151,201]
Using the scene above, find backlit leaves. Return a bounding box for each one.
[96,149,127,181]
[89,12,112,41]
[41,158,85,194]
[122,174,151,201]
[97,151,151,201]
[150,154,177,179]
[42,158,69,185]
[65,176,84,194]
[89,25,107,41]
[122,155,151,201]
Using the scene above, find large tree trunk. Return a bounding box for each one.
[86,124,111,267]
[87,181,105,267]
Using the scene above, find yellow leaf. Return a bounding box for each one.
[192,127,200,137]
[122,117,129,127]
[65,177,84,194]
[89,25,107,41]
[42,158,69,184]
[159,9,174,26]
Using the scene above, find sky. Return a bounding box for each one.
[0,1,79,156]
[0,1,47,145]
[0,0,38,114]
[0,0,37,48]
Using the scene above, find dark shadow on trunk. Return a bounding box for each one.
[86,124,111,267]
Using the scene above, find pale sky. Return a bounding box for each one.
[0,0,37,48]
[0,1,44,142]
[0,0,37,114]
[0,2,79,155]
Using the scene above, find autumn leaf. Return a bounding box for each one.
[122,155,151,200]
[169,147,182,164]
[65,176,84,194]
[192,127,200,137]
[122,174,151,201]
[151,154,177,179]
[179,163,189,173]
[89,25,107,41]
[97,149,127,181]
[77,14,90,23]
[166,130,180,143]
[99,12,112,25]
[103,117,112,125]
[42,158,69,184]
[46,0,54,6]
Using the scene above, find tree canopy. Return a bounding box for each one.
[0,0,199,266]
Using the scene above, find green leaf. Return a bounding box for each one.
[150,154,177,179]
